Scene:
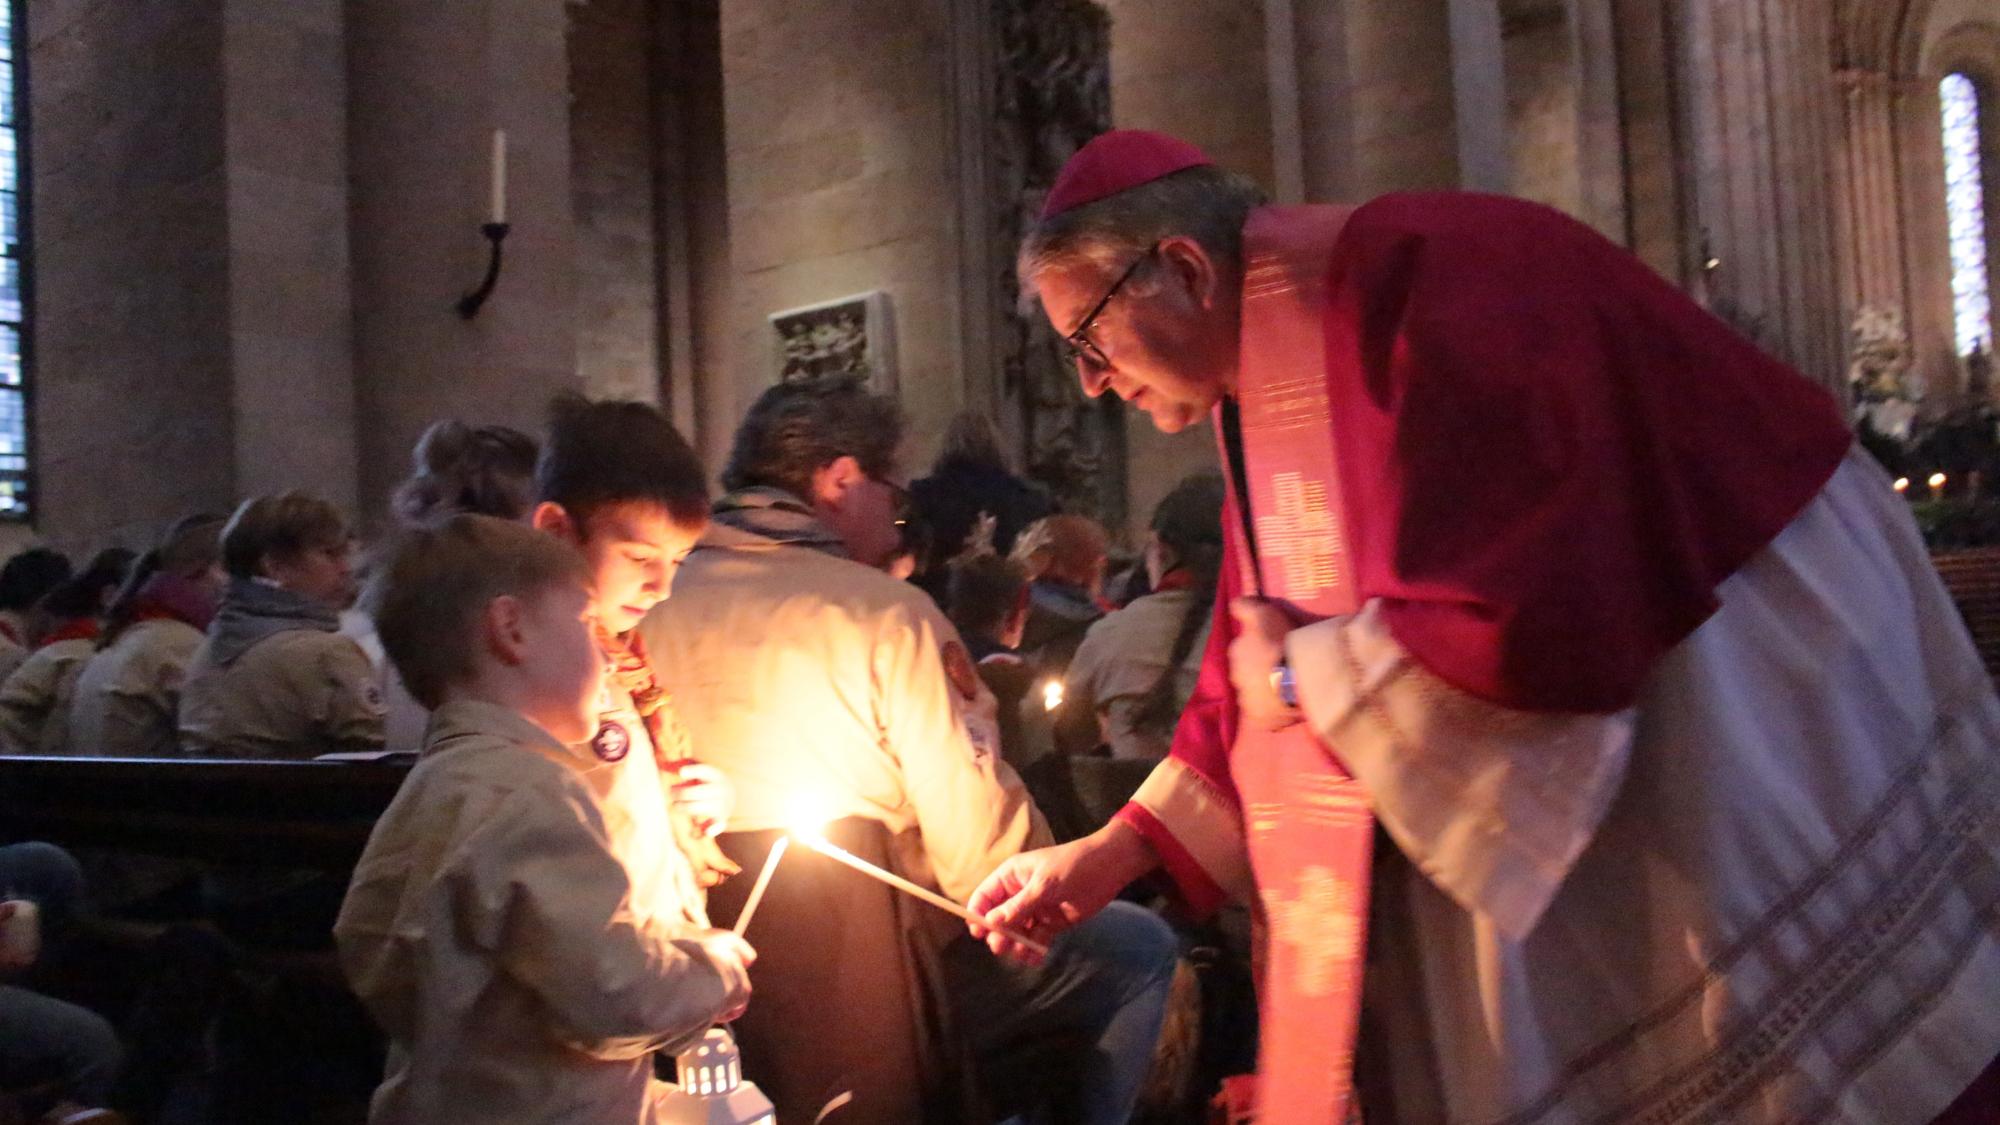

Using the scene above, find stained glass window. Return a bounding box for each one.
[0,0,26,518]
[1942,73,1993,358]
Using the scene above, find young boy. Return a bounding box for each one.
[528,394,736,886]
[335,515,754,1125]
[178,492,383,759]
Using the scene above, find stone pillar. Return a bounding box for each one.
[1101,0,1277,535]
[1448,0,1512,192]
[1612,0,1690,281]
[1678,0,1846,386]
[346,0,579,526]
[717,0,966,465]
[569,0,661,407]
[1101,0,1276,187]
[653,0,732,470]
[1899,75,1960,394]
[29,0,235,550]
[221,0,358,514]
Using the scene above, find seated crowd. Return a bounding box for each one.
[0,381,1240,1125]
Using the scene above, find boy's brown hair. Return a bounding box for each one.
[535,393,710,529]
[221,492,351,580]
[363,514,592,710]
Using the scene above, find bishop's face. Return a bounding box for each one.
[1031,238,1240,434]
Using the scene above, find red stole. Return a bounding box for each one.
[1223,204,1370,1124]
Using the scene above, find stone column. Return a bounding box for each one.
[1677,0,1846,386]
[1101,0,1277,534]
[221,0,358,514]
[1611,0,1691,281]
[346,0,579,525]
[29,1,235,550]
[653,0,732,468]
[1448,0,1512,192]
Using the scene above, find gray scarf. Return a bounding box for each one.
[710,487,851,559]
[207,576,340,668]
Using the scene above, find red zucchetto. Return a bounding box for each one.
[1038,130,1214,220]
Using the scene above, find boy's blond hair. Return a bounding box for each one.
[364,514,591,710]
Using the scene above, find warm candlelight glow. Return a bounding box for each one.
[789,824,1050,956]
[1929,472,1948,490]
[787,799,833,843]
[1042,679,1064,712]
[1893,477,1910,493]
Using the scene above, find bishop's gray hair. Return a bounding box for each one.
[1016,164,1269,311]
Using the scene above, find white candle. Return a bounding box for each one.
[489,129,508,224]
[731,835,787,937]
[793,830,1049,956]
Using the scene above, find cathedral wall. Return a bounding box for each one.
[569,0,663,408]
[717,0,966,485]
[29,0,234,551]
[346,0,580,529]
[1099,0,1274,537]
[222,0,358,519]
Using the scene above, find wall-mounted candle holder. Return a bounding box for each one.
[455,221,510,319]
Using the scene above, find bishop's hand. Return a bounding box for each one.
[1229,597,1304,731]
[968,820,1159,964]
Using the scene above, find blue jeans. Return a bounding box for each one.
[0,843,118,1105]
[948,900,1179,1125]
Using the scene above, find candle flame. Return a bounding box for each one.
[1929,472,1948,489]
[787,799,833,843]
[1042,679,1065,712]
[1893,477,1910,492]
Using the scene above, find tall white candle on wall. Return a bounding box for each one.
[490,129,508,224]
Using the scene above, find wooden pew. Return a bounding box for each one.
[1932,547,2000,683]
[0,754,409,867]
[0,755,408,1124]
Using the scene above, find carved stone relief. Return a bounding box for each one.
[768,291,898,394]
[991,0,1125,527]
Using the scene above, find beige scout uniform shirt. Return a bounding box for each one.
[178,629,385,759]
[0,637,93,753]
[67,619,203,757]
[335,700,735,1125]
[639,523,1049,905]
[0,636,26,687]
[1068,588,1209,761]
[588,680,710,929]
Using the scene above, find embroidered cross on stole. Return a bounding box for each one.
[1220,204,1373,1125]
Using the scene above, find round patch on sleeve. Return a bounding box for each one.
[940,640,981,703]
[590,720,631,763]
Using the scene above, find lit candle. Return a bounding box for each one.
[489,129,508,224]
[1042,678,1064,712]
[791,822,1050,956]
[731,835,787,937]
[1929,471,1948,500]
[1893,477,1910,494]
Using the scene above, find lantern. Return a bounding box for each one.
[657,1027,774,1124]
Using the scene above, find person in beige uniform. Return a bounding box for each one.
[67,514,227,757]
[179,493,382,760]
[526,393,733,893]
[1065,473,1224,763]
[336,515,754,1125]
[643,377,1175,1125]
[0,548,133,754]
[366,416,542,751]
[0,548,73,683]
